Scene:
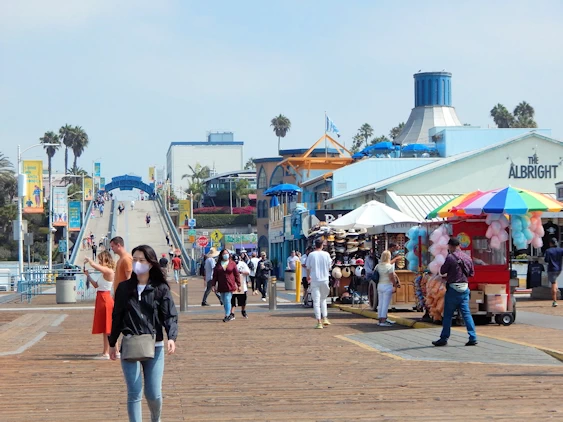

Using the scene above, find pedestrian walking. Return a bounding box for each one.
[306,238,332,329]
[159,253,169,278]
[92,243,97,260]
[374,251,397,327]
[212,249,241,322]
[171,254,182,283]
[544,238,563,307]
[84,251,115,359]
[231,255,250,319]
[168,246,174,270]
[145,213,151,228]
[432,238,478,347]
[249,252,260,295]
[110,236,133,291]
[130,200,135,210]
[201,247,222,306]
[109,244,178,422]
[255,251,272,301]
[99,203,104,217]
[286,250,299,271]
[165,231,170,246]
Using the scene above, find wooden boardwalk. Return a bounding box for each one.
[3,283,563,420]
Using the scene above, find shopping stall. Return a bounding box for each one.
[413,186,563,326]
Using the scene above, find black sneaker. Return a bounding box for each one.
[229,314,235,321]
[432,339,448,347]
[465,340,478,346]
[242,310,248,319]
[202,302,210,306]
[222,316,229,322]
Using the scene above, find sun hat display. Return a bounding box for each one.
[332,267,342,279]
[355,258,365,266]
[350,258,357,265]
[335,229,346,238]
[346,246,358,254]
[327,234,335,242]
[346,240,359,247]
[341,266,352,278]
[347,229,359,236]
[335,238,346,244]
[357,228,368,235]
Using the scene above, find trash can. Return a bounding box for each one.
[56,275,76,304]
[284,270,296,290]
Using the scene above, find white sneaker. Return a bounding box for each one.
[385,319,396,324]
[378,321,393,327]
[93,354,110,360]
[261,298,266,302]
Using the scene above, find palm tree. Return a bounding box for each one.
[490,104,514,128]
[0,153,16,206]
[40,132,61,193]
[62,165,88,189]
[357,123,374,148]
[59,124,74,174]
[513,101,537,128]
[181,164,210,207]
[270,114,291,153]
[0,152,14,181]
[389,122,405,140]
[234,178,250,207]
[70,126,89,169]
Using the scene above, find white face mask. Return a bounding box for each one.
[133,261,150,275]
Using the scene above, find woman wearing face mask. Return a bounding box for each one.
[109,244,178,422]
[212,249,241,322]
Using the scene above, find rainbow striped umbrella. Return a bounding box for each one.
[452,186,563,216]
[426,190,484,219]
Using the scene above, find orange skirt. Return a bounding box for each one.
[92,291,114,334]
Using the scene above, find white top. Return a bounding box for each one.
[136,283,163,347]
[375,263,395,285]
[305,250,332,282]
[300,254,308,268]
[96,276,113,292]
[287,256,299,271]
[250,257,260,277]
[236,262,249,293]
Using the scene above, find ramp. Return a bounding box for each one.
[73,202,113,266]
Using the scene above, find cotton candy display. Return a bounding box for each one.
[511,212,543,250]
[484,214,509,250]
[427,225,450,275]
[425,275,446,321]
[529,211,544,249]
[405,226,429,272]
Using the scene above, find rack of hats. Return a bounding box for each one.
[307,224,373,300]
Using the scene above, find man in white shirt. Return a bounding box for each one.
[286,251,299,271]
[305,238,332,329]
[249,252,261,295]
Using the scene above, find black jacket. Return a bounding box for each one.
[255,258,272,279]
[109,279,178,347]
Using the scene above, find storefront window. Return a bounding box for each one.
[472,236,506,266]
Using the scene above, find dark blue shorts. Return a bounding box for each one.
[548,271,561,284]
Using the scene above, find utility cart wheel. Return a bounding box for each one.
[499,313,514,326]
[494,314,503,325]
[368,280,378,311]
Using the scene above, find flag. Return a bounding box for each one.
[326,115,341,137]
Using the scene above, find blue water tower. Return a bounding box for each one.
[414,72,452,107]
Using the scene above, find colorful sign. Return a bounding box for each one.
[94,162,101,177]
[156,168,164,185]
[68,201,81,231]
[178,200,191,228]
[148,166,156,183]
[509,155,559,179]
[225,234,258,244]
[22,160,44,214]
[52,186,68,226]
[197,236,209,247]
[84,177,93,201]
[100,177,106,190]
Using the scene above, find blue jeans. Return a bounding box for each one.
[220,292,232,316]
[440,288,477,342]
[121,345,164,422]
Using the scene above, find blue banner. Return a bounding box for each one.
[68,201,81,231]
[100,177,106,190]
[94,162,101,177]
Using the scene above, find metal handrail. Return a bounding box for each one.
[69,200,94,265]
[155,193,191,275]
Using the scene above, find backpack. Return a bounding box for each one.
[247,260,255,271]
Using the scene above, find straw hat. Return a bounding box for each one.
[347,240,359,247]
[357,228,368,235]
[335,238,346,244]
[327,234,335,242]
[207,247,220,258]
[335,229,346,238]
[346,246,358,254]
[332,267,342,279]
[341,266,352,278]
[347,229,359,237]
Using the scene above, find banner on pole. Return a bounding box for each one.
[22,160,44,214]
[94,162,101,177]
[148,166,156,183]
[68,201,81,231]
[100,177,106,190]
[84,177,93,200]
[52,186,68,226]
[178,200,191,228]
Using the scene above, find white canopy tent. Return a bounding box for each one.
[328,200,418,233]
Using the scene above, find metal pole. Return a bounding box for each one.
[229,178,233,215]
[17,145,24,280]
[27,243,31,270]
[81,174,85,222]
[47,171,53,272]
[179,279,188,312]
[269,276,277,310]
[190,190,193,219]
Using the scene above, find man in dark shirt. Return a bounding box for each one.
[159,253,169,278]
[255,251,273,301]
[544,238,563,307]
[432,238,477,347]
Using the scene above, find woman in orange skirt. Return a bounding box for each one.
[84,251,115,360]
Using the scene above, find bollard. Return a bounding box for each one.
[180,278,188,312]
[295,261,302,303]
[269,276,277,310]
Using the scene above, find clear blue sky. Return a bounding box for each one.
[1,0,562,180]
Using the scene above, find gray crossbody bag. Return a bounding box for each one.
[121,296,157,362]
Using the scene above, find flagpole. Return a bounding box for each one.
[324,111,328,157]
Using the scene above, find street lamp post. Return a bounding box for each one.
[229,178,233,215]
[65,190,83,263]
[17,143,57,279]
